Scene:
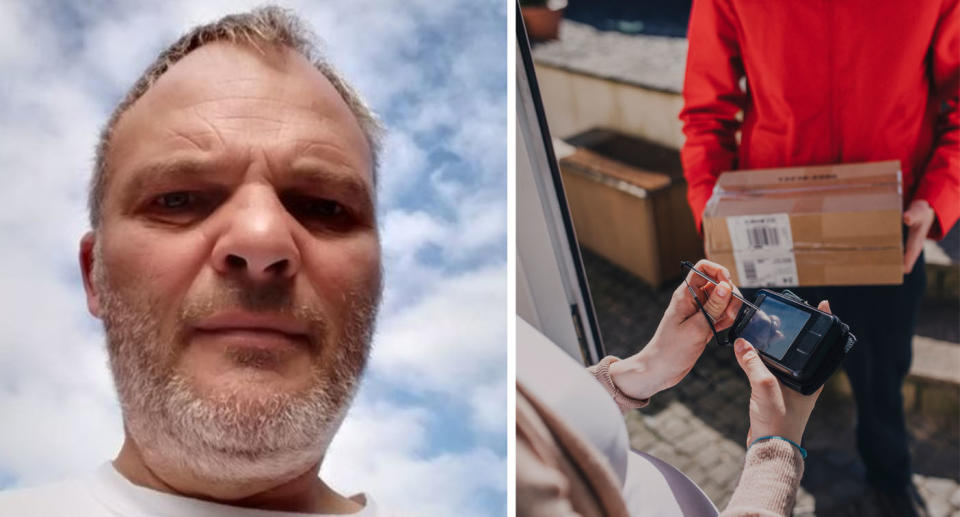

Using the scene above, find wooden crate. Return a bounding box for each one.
[558,132,703,287]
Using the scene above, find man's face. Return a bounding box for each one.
[80,42,381,484]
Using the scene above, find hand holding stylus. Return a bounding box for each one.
[609,259,743,400]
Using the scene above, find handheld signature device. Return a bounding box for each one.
[682,261,856,395]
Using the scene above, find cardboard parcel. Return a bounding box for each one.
[702,161,903,287]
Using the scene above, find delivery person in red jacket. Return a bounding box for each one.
[679,0,958,515]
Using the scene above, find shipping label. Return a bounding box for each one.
[731,251,799,287]
[726,214,794,252]
[726,214,799,287]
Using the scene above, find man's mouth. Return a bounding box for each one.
[192,311,311,350]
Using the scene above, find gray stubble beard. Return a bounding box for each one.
[93,251,381,490]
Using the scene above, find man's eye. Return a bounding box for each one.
[153,192,194,209]
[284,196,354,230]
[287,197,345,217]
[304,199,344,217]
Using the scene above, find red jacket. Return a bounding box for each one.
[680,0,959,240]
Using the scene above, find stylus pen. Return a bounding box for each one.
[681,260,760,311]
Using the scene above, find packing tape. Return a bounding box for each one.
[711,181,901,199]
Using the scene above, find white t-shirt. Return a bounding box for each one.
[0,463,376,517]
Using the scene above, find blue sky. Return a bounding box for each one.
[0,1,506,515]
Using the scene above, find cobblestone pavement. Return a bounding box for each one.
[581,249,960,516]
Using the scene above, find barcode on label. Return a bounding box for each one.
[746,226,779,248]
[728,214,796,287]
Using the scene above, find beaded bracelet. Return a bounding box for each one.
[749,435,807,459]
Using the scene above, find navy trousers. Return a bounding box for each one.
[742,253,925,489]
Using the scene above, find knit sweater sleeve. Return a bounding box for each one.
[720,439,805,516]
[589,355,803,515]
[587,356,650,412]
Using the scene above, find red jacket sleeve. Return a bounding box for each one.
[679,0,746,233]
[913,0,960,240]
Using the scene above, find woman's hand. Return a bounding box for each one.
[734,300,830,446]
[609,259,743,400]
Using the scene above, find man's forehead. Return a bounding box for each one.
[140,42,338,112]
[108,41,372,175]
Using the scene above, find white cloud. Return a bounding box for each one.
[0,373,123,487]
[382,210,450,260]
[377,131,430,204]
[78,10,171,90]
[372,265,505,393]
[381,199,505,266]
[323,400,505,517]
[447,196,508,257]
[469,379,508,435]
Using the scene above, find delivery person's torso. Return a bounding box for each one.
[733,0,943,200]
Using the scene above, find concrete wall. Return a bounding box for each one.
[534,63,685,151]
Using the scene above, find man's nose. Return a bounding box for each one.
[211,187,301,282]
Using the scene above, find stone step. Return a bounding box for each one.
[925,239,960,302]
[909,335,960,386]
[825,335,960,416]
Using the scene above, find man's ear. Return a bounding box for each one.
[80,231,102,318]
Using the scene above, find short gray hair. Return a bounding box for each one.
[89,5,383,228]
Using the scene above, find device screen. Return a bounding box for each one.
[741,296,811,360]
